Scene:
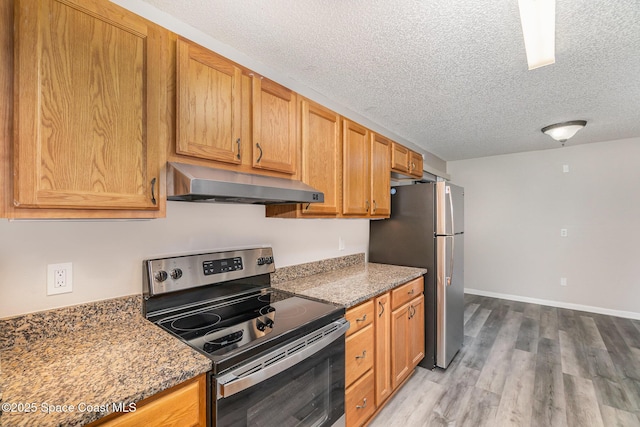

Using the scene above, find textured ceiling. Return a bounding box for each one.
[138,0,640,161]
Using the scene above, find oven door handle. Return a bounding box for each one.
[216,319,349,399]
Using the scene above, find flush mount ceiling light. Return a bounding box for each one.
[518,0,556,70]
[541,120,587,145]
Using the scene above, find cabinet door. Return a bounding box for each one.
[300,99,341,215]
[342,119,370,216]
[176,39,242,165]
[391,303,411,390]
[409,295,425,368]
[409,150,424,178]
[374,292,392,406]
[370,133,391,218]
[390,142,410,173]
[14,0,161,210]
[252,76,297,174]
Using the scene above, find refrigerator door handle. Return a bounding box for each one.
[447,235,454,287]
[447,185,455,235]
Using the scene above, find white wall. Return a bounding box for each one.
[448,137,640,317]
[0,202,368,318]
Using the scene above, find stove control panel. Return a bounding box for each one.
[144,247,274,297]
[203,257,243,276]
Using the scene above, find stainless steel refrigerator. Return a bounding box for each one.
[369,181,464,369]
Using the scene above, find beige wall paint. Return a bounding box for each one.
[448,137,640,316]
[0,202,368,318]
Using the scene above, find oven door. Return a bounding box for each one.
[213,319,348,427]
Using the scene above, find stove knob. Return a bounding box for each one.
[155,270,168,282]
[170,268,183,280]
[266,256,274,265]
[257,257,265,266]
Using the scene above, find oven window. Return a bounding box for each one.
[247,360,329,426]
[215,337,345,427]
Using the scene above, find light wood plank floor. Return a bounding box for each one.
[369,294,640,427]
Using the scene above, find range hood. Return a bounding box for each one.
[167,162,324,205]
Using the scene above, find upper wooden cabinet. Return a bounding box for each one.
[342,122,391,218]
[176,38,242,165]
[391,142,410,174]
[409,150,424,178]
[299,99,341,216]
[172,40,297,178]
[391,141,423,178]
[10,0,165,216]
[342,119,370,216]
[370,133,391,218]
[251,76,297,175]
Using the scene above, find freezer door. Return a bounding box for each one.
[435,182,464,235]
[436,234,464,368]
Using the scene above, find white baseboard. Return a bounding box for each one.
[464,288,640,321]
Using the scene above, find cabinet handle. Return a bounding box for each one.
[365,200,370,212]
[356,398,367,409]
[409,305,416,319]
[150,177,157,205]
[355,350,367,360]
[355,314,367,323]
[236,138,241,160]
[256,143,263,163]
[408,289,415,295]
[378,301,385,317]
[305,203,311,210]
[411,162,416,170]
[372,200,377,213]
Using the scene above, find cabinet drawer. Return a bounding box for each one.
[345,300,374,337]
[345,324,374,387]
[391,277,424,311]
[345,368,376,427]
[91,375,205,427]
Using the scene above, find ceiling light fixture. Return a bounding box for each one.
[517,0,556,70]
[541,120,587,145]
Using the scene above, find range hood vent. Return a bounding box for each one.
[167,162,324,205]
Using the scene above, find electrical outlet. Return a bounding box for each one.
[560,277,567,287]
[47,262,73,295]
[338,237,345,251]
[560,228,568,237]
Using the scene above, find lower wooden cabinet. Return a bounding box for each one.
[88,374,206,427]
[345,369,376,427]
[345,276,425,427]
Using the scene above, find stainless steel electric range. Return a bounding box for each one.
[143,247,348,427]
